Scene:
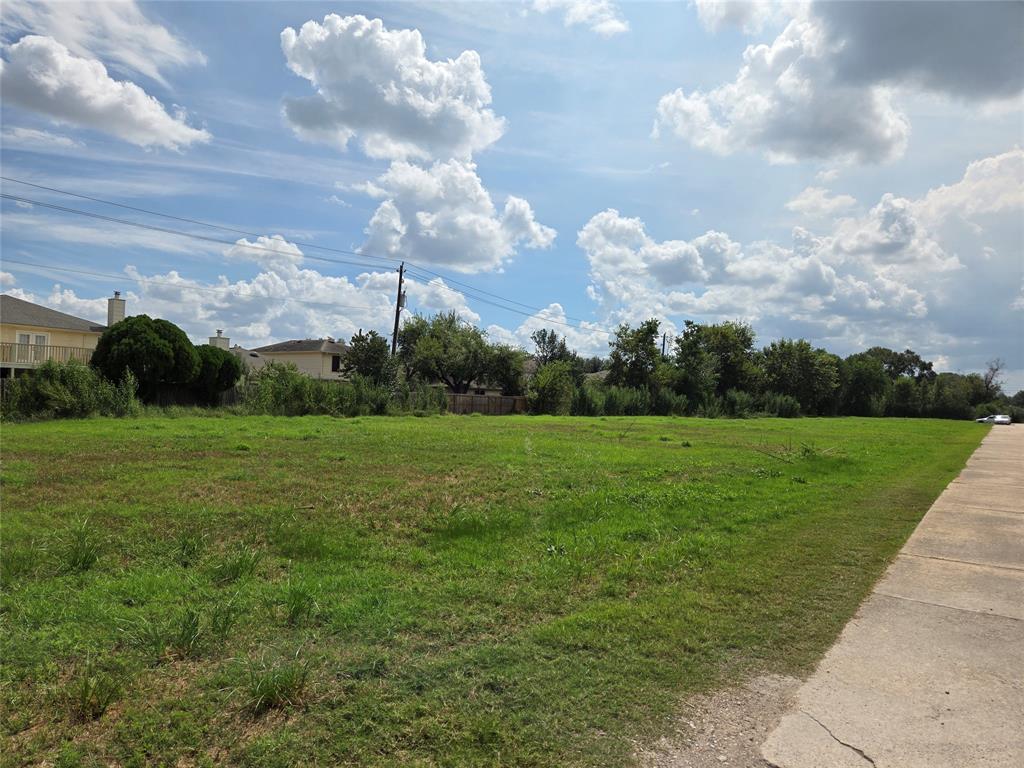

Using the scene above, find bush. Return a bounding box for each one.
[91,315,199,403]
[1,360,139,421]
[528,362,575,415]
[759,392,801,418]
[192,345,243,406]
[240,362,410,417]
[571,383,604,416]
[724,388,755,418]
[603,386,650,416]
[651,388,688,416]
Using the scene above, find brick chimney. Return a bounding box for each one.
[107,291,126,327]
[209,329,229,349]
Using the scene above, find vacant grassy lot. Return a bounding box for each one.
[1,415,983,767]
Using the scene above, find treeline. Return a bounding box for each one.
[523,319,1021,420]
[3,310,1018,422]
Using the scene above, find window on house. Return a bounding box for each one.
[331,355,341,372]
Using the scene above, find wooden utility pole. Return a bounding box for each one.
[391,262,405,355]
[661,332,667,357]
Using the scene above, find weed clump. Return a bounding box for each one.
[60,518,100,573]
[68,659,119,721]
[244,650,310,715]
[211,545,262,585]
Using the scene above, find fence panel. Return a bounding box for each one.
[446,393,526,415]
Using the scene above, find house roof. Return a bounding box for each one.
[252,338,349,355]
[0,294,106,333]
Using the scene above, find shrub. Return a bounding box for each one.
[528,362,575,415]
[602,386,649,416]
[92,315,199,403]
[0,360,139,420]
[651,388,688,416]
[759,392,801,418]
[571,383,604,416]
[724,388,755,418]
[192,345,243,406]
[240,362,401,417]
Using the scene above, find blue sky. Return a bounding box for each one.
[2,1,1022,389]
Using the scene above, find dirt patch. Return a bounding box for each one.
[636,674,801,768]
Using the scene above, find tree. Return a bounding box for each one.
[487,344,527,395]
[671,320,760,405]
[841,353,890,416]
[983,358,1005,400]
[527,361,575,415]
[344,330,396,386]
[531,328,571,366]
[192,345,243,405]
[91,315,199,402]
[607,319,661,390]
[863,347,935,382]
[761,339,841,415]
[400,312,491,393]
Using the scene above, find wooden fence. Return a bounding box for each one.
[446,393,527,415]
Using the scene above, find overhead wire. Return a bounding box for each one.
[0,178,614,335]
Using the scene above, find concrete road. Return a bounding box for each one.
[761,425,1023,768]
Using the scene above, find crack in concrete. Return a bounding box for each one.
[800,710,877,767]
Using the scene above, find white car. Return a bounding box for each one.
[976,414,1012,425]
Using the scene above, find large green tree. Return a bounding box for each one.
[607,319,661,390]
[840,353,891,416]
[91,315,199,402]
[761,339,841,415]
[344,330,396,386]
[400,312,491,394]
[487,344,527,396]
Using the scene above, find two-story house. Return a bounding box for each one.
[251,338,349,380]
[0,291,125,378]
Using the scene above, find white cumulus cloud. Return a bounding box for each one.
[0,36,210,151]
[360,159,556,273]
[1,0,205,87]
[785,186,857,219]
[281,14,505,161]
[532,1,629,38]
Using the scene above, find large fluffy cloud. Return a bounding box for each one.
[0,35,210,150]
[579,149,1022,373]
[1,0,205,87]
[658,2,1024,163]
[532,1,629,38]
[654,15,909,163]
[359,159,556,272]
[281,14,505,161]
[7,235,482,349]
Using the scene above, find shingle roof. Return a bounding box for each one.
[252,339,349,355]
[0,294,106,333]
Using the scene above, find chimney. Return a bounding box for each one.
[209,329,230,349]
[107,290,126,327]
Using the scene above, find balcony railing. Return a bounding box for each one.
[0,342,94,366]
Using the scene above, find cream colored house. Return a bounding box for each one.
[0,292,125,377]
[251,338,349,380]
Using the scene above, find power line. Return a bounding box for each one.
[0,194,393,273]
[1,176,609,330]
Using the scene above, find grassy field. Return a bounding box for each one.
[0,415,984,767]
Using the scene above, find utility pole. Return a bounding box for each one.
[661,332,667,357]
[391,262,405,355]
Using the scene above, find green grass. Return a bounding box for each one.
[0,415,984,766]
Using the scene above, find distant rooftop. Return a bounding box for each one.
[252,338,349,355]
[0,294,106,333]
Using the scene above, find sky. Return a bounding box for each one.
[1,1,1022,390]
